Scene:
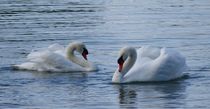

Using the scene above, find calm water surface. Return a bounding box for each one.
[1,0,210,108]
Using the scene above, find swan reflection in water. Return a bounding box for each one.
[114,80,187,109]
[118,85,137,105]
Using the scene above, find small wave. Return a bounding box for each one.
[0,103,25,109]
[0,8,97,15]
[0,83,22,87]
[199,66,210,71]
[169,5,184,7]
[189,66,210,72]
[0,66,13,71]
[0,38,68,42]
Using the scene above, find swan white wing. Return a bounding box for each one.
[150,48,186,80]
[34,51,74,70]
[124,47,186,82]
[16,49,85,72]
[48,43,66,57]
[27,43,65,61]
[48,43,65,51]
[157,48,186,77]
[137,46,161,60]
[123,57,155,82]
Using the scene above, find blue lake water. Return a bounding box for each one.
[1,0,210,108]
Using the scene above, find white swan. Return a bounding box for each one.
[112,46,186,83]
[13,41,97,72]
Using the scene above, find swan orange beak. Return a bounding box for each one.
[82,48,88,60]
[118,56,124,72]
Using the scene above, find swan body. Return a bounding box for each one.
[13,42,97,72]
[112,46,186,83]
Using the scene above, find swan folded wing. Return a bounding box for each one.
[138,46,161,60]
[123,48,186,82]
[150,48,186,80]
[39,52,84,72]
[48,43,66,57]
[25,50,83,72]
[48,43,65,52]
[27,43,65,60]
[26,50,50,62]
[123,58,155,82]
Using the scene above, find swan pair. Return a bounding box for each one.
[14,41,187,83]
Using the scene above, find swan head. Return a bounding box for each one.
[67,41,89,60]
[117,46,136,72]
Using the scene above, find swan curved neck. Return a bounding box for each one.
[122,54,137,75]
[112,48,137,83]
[66,45,90,68]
